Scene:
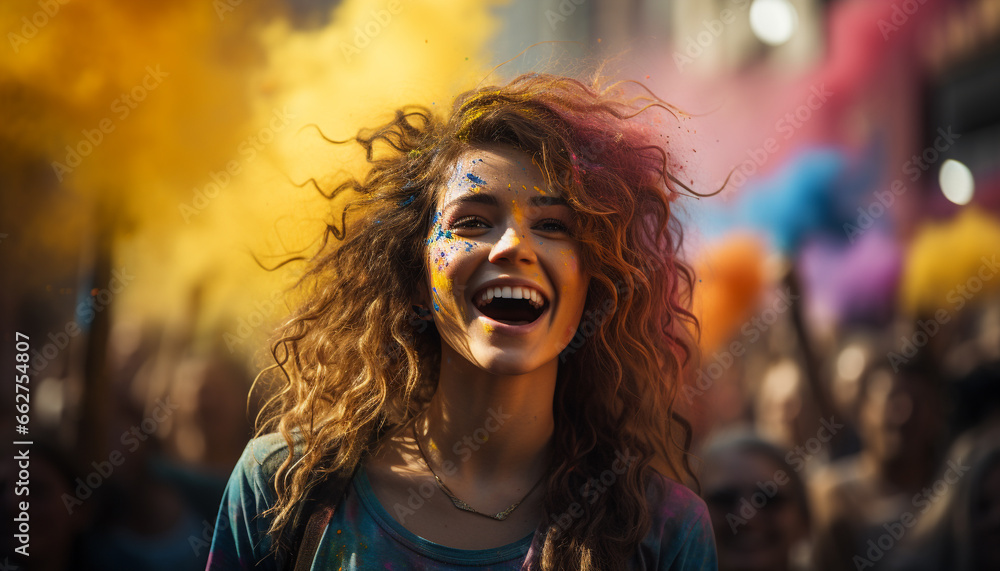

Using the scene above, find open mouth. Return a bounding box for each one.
[473,285,549,326]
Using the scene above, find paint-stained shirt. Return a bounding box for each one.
[205,433,718,570]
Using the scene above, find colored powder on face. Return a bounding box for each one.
[466,172,486,185]
[534,185,546,194]
[425,211,478,322]
[427,226,454,243]
[426,212,454,244]
[431,268,452,297]
[561,249,578,271]
[482,321,495,334]
[511,199,524,227]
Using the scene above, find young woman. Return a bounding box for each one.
[206,72,718,570]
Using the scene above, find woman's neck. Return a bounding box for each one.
[416,346,558,487]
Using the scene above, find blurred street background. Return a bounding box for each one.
[1,0,999,569]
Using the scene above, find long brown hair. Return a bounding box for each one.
[256,71,702,570]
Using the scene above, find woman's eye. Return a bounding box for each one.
[536,218,569,233]
[451,216,489,229]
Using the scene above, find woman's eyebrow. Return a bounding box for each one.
[443,192,498,211]
[443,192,568,211]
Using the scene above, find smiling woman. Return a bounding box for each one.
[424,144,590,377]
[206,73,718,570]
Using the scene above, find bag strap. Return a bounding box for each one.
[286,462,360,571]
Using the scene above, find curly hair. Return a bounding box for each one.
[255,71,703,570]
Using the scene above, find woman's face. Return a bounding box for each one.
[423,143,590,376]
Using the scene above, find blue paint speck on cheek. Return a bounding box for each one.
[427,224,454,244]
[426,212,454,245]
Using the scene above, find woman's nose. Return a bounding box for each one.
[488,225,537,265]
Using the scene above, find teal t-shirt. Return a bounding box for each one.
[206,434,718,570]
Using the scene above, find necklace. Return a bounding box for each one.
[411,422,545,521]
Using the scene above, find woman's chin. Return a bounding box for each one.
[467,347,550,377]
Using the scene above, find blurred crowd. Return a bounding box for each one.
[692,288,1000,571]
[1,318,261,571]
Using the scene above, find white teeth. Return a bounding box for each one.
[476,285,546,308]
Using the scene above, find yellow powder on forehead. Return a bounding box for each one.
[534,185,546,194]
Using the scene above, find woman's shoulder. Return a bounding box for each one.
[207,433,307,570]
[643,470,710,524]
[223,432,309,512]
[236,432,304,482]
[638,470,718,570]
